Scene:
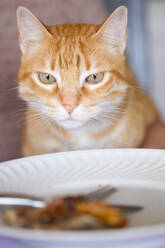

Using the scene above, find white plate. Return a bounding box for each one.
[0,149,165,248]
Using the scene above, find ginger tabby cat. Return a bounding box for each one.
[16,6,158,156]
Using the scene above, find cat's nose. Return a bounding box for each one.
[63,103,77,114]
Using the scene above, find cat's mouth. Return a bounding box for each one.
[58,117,85,129]
[61,116,74,122]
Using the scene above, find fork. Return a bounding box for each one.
[0,186,143,213]
[0,185,114,208]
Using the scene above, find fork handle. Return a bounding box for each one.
[0,194,45,208]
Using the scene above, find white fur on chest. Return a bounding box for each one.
[68,115,129,150]
[69,129,100,150]
[68,125,114,150]
[45,116,129,151]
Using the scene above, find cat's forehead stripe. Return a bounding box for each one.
[58,53,62,68]
[50,58,55,71]
[76,54,81,68]
[49,50,92,72]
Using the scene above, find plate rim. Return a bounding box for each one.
[1,148,165,167]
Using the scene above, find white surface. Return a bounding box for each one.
[0,149,165,247]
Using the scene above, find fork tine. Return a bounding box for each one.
[86,185,117,201]
[86,185,110,197]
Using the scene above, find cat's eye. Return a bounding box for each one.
[85,73,104,84]
[38,73,56,84]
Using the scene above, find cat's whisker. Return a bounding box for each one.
[0,86,21,100]
[104,109,136,117]
[100,114,121,122]
[17,114,44,130]
[44,116,56,131]
[127,85,146,94]
[91,117,102,125]
[100,100,142,112]
[14,108,27,114]
[100,107,137,121]
[102,107,125,112]
[29,110,57,132]
[102,108,131,115]
[7,86,20,93]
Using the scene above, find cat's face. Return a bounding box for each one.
[17,6,128,129]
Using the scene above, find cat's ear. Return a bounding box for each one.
[16,7,52,53]
[92,6,127,55]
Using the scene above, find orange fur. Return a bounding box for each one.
[16,6,159,156]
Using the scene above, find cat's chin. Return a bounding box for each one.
[57,119,85,130]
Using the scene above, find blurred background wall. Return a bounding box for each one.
[147,0,165,120]
[0,0,164,161]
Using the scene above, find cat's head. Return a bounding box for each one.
[17,6,128,129]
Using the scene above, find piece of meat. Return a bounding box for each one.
[3,196,127,230]
[76,201,126,228]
